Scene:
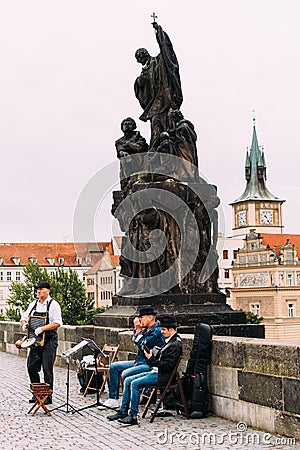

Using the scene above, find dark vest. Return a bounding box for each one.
[29,299,58,341]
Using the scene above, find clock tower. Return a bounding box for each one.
[230,119,285,236]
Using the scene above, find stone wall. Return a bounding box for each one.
[1,321,299,440]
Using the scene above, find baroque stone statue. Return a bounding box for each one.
[134,22,183,152]
[112,18,222,298]
[115,117,148,190]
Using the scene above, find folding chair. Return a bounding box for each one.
[141,355,189,423]
[83,344,120,396]
[28,383,52,416]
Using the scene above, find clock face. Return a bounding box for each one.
[238,211,246,226]
[261,210,273,224]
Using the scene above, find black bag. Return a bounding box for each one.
[77,370,104,392]
[182,323,213,418]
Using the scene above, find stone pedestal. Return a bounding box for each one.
[93,293,264,338]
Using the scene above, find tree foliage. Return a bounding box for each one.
[7,263,95,325]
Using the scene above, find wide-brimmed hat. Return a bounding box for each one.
[138,306,157,317]
[159,315,177,329]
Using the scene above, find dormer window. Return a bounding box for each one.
[58,258,64,266]
[76,257,83,266]
[0,258,2,266]
[86,258,91,265]
[11,257,20,266]
[29,257,37,264]
[46,258,55,266]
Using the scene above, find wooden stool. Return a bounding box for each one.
[28,383,52,416]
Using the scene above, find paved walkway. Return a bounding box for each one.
[0,352,298,450]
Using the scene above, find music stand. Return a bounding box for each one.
[72,338,108,414]
[50,339,91,414]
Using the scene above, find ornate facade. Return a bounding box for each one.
[231,230,300,339]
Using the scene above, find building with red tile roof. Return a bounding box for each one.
[0,241,116,314]
[231,230,300,339]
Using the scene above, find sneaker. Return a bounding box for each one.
[107,410,128,421]
[101,398,119,409]
[118,414,138,426]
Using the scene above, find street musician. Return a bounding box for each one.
[20,281,62,405]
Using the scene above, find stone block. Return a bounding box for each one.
[238,371,283,410]
[211,337,245,368]
[75,325,94,342]
[6,343,20,355]
[118,330,136,353]
[181,334,193,359]
[252,404,275,433]
[64,325,77,343]
[283,378,300,414]
[275,411,300,441]
[209,366,239,399]
[210,394,234,420]
[244,341,300,377]
[232,397,258,428]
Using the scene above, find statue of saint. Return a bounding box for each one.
[115,117,148,189]
[134,22,183,151]
[168,109,198,169]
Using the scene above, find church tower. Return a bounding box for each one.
[230,119,285,236]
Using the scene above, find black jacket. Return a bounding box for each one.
[148,333,182,388]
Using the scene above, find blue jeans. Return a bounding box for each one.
[109,361,150,399]
[120,371,158,418]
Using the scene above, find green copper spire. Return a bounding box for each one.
[233,119,279,202]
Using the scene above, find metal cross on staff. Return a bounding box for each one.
[151,12,158,23]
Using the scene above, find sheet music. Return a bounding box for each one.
[62,339,90,357]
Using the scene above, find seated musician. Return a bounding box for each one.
[106,315,182,425]
[99,307,165,409]
[20,281,62,405]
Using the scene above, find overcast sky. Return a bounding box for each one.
[1,0,300,243]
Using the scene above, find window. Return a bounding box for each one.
[250,304,260,316]
[223,250,228,259]
[0,271,3,281]
[12,257,20,265]
[234,275,238,287]
[7,271,11,281]
[46,258,55,266]
[29,258,37,264]
[249,242,257,250]
[233,250,238,259]
[224,269,230,279]
[86,258,91,265]
[297,273,300,286]
[58,258,64,266]
[0,258,2,266]
[16,271,21,281]
[279,273,284,286]
[87,278,95,286]
[260,254,267,262]
[288,303,295,318]
[287,273,293,286]
[88,292,95,301]
[248,254,258,263]
[0,290,3,300]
